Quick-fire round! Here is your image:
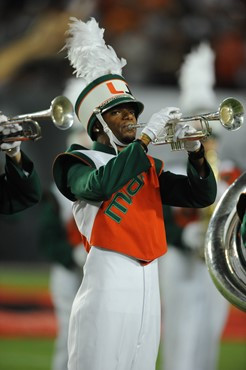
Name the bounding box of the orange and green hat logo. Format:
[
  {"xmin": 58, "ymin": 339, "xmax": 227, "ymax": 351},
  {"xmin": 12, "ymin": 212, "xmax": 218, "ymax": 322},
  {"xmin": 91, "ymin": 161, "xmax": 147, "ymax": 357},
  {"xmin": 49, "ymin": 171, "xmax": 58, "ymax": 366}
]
[{"xmin": 75, "ymin": 74, "xmax": 144, "ymax": 139}]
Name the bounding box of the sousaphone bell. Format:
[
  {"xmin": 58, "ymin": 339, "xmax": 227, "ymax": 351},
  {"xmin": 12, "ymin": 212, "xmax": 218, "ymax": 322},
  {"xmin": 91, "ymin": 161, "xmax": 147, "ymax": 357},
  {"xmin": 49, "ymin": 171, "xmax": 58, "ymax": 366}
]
[{"xmin": 205, "ymin": 172, "xmax": 246, "ymax": 312}]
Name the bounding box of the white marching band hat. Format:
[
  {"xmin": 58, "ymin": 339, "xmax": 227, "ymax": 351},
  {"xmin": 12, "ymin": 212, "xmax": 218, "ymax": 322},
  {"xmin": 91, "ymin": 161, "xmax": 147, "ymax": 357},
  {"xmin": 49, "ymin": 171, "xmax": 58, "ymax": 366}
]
[
  {"xmin": 75, "ymin": 73, "xmax": 144, "ymax": 139},
  {"xmin": 64, "ymin": 17, "xmax": 144, "ymax": 142}
]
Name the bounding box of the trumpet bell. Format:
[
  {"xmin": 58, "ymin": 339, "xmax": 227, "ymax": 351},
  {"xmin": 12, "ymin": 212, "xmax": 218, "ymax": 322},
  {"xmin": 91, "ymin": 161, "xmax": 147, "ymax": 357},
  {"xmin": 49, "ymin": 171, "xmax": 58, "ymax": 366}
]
[
  {"xmin": 17, "ymin": 95, "xmax": 74, "ymax": 130},
  {"xmin": 218, "ymin": 97, "xmax": 244, "ymax": 131},
  {"xmin": 50, "ymin": 96, "xmax": 74, "ymax": 130},
  {"xmin": 0, "ymin": 96, "xmax": 74, "ymax": 144}
]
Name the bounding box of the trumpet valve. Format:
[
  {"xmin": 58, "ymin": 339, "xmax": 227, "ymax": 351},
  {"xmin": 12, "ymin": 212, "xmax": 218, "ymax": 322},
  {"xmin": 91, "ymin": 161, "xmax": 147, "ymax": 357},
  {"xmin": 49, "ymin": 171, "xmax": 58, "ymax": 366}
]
[{"xmin": 171, "ymin": 141, "xmax": 184, "ymax": 151}]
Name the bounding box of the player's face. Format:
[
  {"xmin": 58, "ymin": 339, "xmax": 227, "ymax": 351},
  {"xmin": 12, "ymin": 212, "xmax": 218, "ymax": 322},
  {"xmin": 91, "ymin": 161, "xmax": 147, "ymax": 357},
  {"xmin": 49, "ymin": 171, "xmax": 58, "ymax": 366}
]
[{"xmin": 102, "ymin": 103, "xmax": 137, "ymax": 144}]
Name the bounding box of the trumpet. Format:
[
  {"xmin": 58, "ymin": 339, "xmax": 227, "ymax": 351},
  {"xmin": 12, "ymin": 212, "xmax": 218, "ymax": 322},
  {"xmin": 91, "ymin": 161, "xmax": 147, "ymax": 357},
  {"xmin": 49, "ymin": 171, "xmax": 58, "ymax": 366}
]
[
  {"xmin": 0, "ymin": 96, "xmax": 74, "ymax": 143},
  {"xmin": 128, "ymin": 97, "xmax": 244, "ymax": 150}
]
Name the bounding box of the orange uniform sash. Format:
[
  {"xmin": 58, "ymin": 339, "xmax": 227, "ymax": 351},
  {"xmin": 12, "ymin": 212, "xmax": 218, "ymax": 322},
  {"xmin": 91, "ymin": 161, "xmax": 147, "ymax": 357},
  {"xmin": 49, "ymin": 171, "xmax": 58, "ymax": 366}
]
[{"xmin": 78, "ymin": 155, "xmax": 167, "ymax": 262}]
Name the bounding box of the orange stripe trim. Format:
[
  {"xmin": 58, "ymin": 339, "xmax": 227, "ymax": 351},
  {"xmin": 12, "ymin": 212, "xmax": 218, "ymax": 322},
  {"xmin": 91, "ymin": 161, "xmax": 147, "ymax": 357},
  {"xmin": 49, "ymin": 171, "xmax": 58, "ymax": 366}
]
[{"xmin": 65, "ymin": 152, "xmax": 94, "ymax": 167}]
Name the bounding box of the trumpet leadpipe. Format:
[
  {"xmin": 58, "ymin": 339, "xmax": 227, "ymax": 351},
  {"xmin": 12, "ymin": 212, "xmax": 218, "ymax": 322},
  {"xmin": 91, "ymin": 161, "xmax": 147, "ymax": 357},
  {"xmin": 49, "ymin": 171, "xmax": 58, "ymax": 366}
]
[{"xmin": 127, "ymin": 123, "xmax": 146, "ymax": 129}]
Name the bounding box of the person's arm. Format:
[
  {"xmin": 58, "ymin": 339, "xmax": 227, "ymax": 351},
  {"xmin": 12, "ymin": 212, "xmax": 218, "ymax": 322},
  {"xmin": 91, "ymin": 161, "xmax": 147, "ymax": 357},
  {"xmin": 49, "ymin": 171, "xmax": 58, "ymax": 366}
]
[
  {"xmin": 67, "ymin": 141, "xmax": 151, "ymax": 201},
  {"xmin": 160, "ymin": 157, "xmax": 217, "ymax": 208},
  {"xmin": 0, "ymin": 151, "xmax": 41, "ymax": 214},
  {"xmin": 138, "ymin": 109, "xmax": 216, "ymax": 208},
  {"xmin": 0, "ymin": 117, "xmax": 41, "ymax": 213},
  {"xmin": 186, "ymin": 143, "xmax": 208, "ymax": 178}
]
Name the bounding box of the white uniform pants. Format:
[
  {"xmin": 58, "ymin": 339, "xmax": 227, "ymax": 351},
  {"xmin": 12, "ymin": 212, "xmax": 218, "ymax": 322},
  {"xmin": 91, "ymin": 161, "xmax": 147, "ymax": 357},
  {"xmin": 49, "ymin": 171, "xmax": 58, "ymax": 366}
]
[
  {"xmin": 158, "ymin": 247, "xmax": 229, "ymax": 370},
  {"xmin": 68, "ymin": 247, "xmax": 161, "ymax": 370},
  {"xmin": 50, "ymin": 264, "xmax": 82, "ymax": 370}
]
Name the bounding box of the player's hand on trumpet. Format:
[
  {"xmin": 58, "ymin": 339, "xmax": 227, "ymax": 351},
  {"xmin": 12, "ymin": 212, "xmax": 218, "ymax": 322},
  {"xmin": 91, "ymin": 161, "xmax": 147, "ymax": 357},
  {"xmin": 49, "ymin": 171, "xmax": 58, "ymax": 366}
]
[
  {"xmin": 0, "ymin": 114, "xmax": 22, "ymax": 159},
  {"xmin": 141, "ymin": 107, "xmax": 182, "ymax": 143},
  {"xmin": 173, "ymin": 123, "xmax": 201, "ymax": 152}
]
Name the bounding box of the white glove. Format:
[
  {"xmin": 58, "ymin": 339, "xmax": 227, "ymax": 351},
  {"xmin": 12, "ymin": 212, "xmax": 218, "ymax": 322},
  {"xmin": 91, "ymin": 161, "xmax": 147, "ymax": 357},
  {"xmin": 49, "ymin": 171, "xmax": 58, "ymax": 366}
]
[
  {"xmin": 72, "ymin": 244, "xmax": 87, "ymax": 268},
  {"xmin": 173, "ymin": 123, "xmax": 201, "ymax": 152},
  {"xmin": 0, "ymin": 117, "xmax": 22, "ymax": 157},
  {"xmin": 0, "ymin": 114, "xmax": 8, "ymax": 124},
  {"xmin": 141, "ymin": 107, "xmax": 182, "ymax": 141},
  {"xmin": 181, "ymin": 221, "xmax": 205, "ymax": 251}
]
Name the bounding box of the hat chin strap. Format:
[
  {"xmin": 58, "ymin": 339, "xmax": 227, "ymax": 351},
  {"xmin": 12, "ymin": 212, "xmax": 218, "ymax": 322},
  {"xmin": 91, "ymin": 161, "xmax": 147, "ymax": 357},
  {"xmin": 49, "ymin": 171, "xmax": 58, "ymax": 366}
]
[
  {"xmin": 94, "ymin": 111, "xmax": 127, "ymax": 154},
  {"xmin": 111, "ymin": 133, "xmax": 128, "ymax": 147}
]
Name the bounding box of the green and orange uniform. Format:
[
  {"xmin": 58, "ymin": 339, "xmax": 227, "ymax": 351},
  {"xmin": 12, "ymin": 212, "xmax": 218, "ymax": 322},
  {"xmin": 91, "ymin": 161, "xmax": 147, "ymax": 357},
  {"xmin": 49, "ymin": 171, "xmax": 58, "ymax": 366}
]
[{"xmin": 53, "ymin": 139, "xmax": 216, "ymax": 370}]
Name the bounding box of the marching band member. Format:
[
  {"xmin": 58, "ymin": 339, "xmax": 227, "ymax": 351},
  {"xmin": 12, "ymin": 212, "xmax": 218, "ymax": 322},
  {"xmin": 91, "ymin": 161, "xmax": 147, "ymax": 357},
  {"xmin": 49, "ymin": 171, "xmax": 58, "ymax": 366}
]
[
  {"xmin": 52, "ymin": 18, "xmax": 217, "ymax": 370},
  {"xmin": 158, "ymin": 42, "xmax": 241, "ymax": 370},
  {"xmin": 0, "ymin": 114, "xmax": 41, "ymax": 214}
]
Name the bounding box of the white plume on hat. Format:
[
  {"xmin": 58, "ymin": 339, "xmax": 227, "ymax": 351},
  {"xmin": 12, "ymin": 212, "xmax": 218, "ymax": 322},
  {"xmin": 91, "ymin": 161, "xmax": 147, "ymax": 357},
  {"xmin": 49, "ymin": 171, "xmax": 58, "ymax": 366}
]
[
  {"xmin": 63, "ymin": 77, "xmax": 93, "ymax": 148},
  {"xmin": 65, "ymin": 17, "xmax": 127, "ymax": 85},
  {"xmin": 179, "ymin": 42, "xmax": 217, "ymax": 115},
  {"xmin": 63, "ymin": 17, "xmax": 144, "ymax": 152},
  {"xmin": 63, "ymin": 77, "xmax": 85, "ymax": 130}
]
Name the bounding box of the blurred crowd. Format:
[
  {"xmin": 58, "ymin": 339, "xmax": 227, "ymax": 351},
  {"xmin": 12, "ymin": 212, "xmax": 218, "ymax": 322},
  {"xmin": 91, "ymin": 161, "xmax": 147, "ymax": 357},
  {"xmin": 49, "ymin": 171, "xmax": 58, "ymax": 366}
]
[
  {"xmin": 99, "ymin": 0, "xmax": 246, "ymax": 88},
  {"xmin": 0, "ymin": 0, "xmax": 245, "ymax": 263},
  {"xmin": 0, "ymin": 0, "xmax": 245, "ymax": 94}
]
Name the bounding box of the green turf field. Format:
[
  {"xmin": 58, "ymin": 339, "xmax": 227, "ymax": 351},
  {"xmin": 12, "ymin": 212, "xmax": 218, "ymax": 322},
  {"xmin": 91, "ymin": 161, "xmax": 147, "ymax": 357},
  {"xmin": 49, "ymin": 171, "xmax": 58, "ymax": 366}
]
[
  {"xmin": 0, "ymin": 264, "xmax": 50, "ymax": 289},
  {"xmin": 0, "ymin": 337, "xmax": 245, "ymax": 370},
  {"xmin": 0, "ymin": 338, "xmax": 54, "ymax": 370},
  {"xmin": 0, "ymin": 264, "xmax": 245, "ymax": 370}
]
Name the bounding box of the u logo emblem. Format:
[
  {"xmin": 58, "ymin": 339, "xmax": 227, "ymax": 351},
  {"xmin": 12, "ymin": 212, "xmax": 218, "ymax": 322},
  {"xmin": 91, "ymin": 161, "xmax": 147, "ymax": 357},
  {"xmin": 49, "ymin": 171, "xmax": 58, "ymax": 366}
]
[{"xmin": 106, "ymin": 82, "xmax": 132, "ymax": 95}]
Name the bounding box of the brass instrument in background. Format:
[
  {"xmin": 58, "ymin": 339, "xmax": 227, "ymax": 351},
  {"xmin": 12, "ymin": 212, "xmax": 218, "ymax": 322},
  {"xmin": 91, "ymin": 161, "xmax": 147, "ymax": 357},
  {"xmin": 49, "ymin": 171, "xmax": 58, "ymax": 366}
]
[
  {"xmin": 0, "ymin": 96, "xmax": 74, "ymax": 143},
  {"xmin": 205, "ymin": 172, "xmax": 246, "ymax": 312},
  {"xmin": 128, "ymin": 97, "xmax": 244, "ymax": 150}
]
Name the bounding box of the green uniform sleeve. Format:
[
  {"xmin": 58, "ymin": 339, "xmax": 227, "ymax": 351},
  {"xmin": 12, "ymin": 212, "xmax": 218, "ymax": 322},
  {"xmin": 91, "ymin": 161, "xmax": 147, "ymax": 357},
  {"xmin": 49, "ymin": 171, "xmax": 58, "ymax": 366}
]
[
  {"xmin": 0, "ymin": 151, "xmax": 41, "ymax": 214},
  {"xmin": 53, "ymin": 141, "xmax": 216, "ymax": 208},
  {"xmin": 58, "ymin": 141, "xmax": 151, "ymax": 202},
  {"xmin": 160, "ymin": 158, "xmax": 217, "ymax": 208}
]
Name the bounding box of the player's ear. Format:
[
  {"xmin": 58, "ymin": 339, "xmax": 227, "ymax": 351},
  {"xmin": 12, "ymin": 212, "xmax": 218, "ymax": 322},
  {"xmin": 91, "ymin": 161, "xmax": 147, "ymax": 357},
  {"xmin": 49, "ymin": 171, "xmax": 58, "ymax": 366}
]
[{"xmin": 91, "ymin": 121, "xmax": 104, "ymax": 141}]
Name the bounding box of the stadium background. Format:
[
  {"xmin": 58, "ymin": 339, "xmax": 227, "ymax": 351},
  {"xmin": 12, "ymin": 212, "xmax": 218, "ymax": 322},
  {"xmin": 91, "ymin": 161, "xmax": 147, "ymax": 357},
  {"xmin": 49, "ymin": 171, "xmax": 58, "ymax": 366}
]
[{"xmin": 0, "ymin": 0, "xmax": 245, "ymax": 369}]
